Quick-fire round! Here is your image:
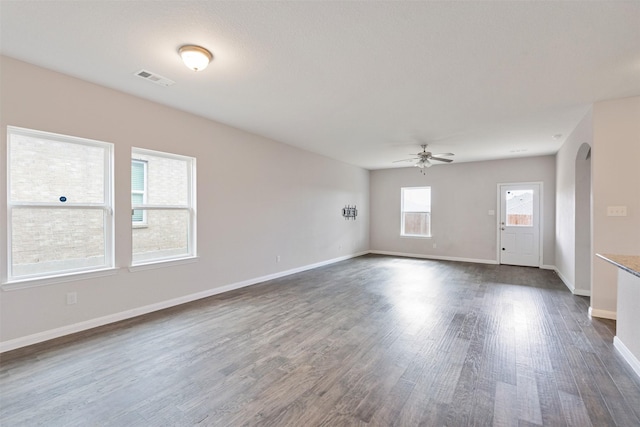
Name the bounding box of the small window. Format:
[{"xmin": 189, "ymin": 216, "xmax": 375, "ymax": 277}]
[
  {"xmin": 131, "ymin": 148, "xmax": 196, "ymax": 265},
  {"xmin": 131, "ymin": 160, "xmax": 147, "ymax": 225},
  {"xmin": 401, "ymin": 187, "xmax": 431, "ymax": 237},
  {"xmin": 6, "ymin": 126, "xmax": 114, "ymax": 281}
]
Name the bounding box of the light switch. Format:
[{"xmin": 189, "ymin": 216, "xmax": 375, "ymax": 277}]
[
  {"xmin": 607, "ymin": 206, "xmax": 627, "ymax": 217},
  {"xmin": 488, "ymin": 210, "xmax": 495, "ymax": 216}
]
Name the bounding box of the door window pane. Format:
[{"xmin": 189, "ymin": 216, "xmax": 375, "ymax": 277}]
[{"xmin": 506, "ymin": 190, "xmax": 533, "ymax": 226}]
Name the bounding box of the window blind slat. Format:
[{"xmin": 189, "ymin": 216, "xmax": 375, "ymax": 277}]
[{"xmin": 131, "ymin": 161, "xmax": 145, "ymax": 191}]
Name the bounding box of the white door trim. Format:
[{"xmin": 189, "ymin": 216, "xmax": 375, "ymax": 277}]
[{"xmin": 496, "ymin": 182, "xmax": 544, "ymax": 267}]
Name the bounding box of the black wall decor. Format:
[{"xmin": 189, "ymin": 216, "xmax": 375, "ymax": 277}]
[{"xmin": 342, "ymin": 205, "xmax": 357, "ymax": 220}]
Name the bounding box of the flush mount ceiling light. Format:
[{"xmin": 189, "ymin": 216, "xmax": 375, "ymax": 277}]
[{"xmin": 179, "ymin": 45, "xmax": 213, "ymax": 71}]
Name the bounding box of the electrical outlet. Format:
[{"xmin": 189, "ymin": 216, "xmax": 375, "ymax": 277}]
[
  {"xmin": 433, "ymin": 243, "xmax": 437, "ymax": 249},
  {"xmin": 276, "ymin": 255, "xmax": 281, "ymax": 263},
  {"xmin": 607, "ymin": 206, "xmax": 627, "ymax": 217},
  {"xmin": 66, "ymin": 292, "xmax": 77, "ymax": 305}
]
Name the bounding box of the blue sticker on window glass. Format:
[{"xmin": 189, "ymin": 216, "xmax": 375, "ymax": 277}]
[{"xmin": 59, "ymin": 196, "xmax": 67, "ymax": 202}]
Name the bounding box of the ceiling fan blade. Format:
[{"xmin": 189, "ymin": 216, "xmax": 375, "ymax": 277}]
[
  {"xmin": 393, "ymin": 158, "xmax": 419, "ymax": 163},
  {"xmin": 431, "ymin": 153, "xmax": 454, "ymax": 157},
  {"xmin": 429, "ymin": 157, "xmax": 453, "ymax": 163}
]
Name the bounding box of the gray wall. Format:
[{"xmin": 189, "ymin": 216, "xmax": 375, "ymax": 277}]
[
  {"xmin": 0, "ymin": 56, "xmax": 370, "ymax": 346},
  {"xmin": 617, "ymin": 269, "xmax": 640, "ymax": 371},
  {"xmin": 555, "ymin": 109, "xmax": 593, "ymax": 295},
  {"xmin": 370, "ymin": 156, "xmax": 556, "ymax": 265},
  {"xmin": 555, "ymin": 96, "xmax": 640, "ymax": 319},
  {"xmin": 592, "ymin": 96, "xmax": 640, "ymax": 318}
]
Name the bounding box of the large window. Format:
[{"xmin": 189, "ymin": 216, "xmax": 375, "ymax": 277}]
[
  {"xmin": 6, "ymin": 126, "xmax": 114, "ymax": 281},
  {"xmin": 131, "ymin": 148, "xmax": 196, "ymax": 265},
  {"xmin": 401, "ymin": 187, "xmax": 431, "ymax": 237}
]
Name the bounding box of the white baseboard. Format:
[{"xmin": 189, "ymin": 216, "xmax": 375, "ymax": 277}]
[
  {"xmin": 553, "ymin": 267, "xmax": 574, "ymax": 293},
  {"xmin": 589, "ymin": 306, "xmax": 617, "ymax": 320},
  {"xmin": 614, "ymin": 336, "xmax": 640, "ymax": 379},
  {"xmin": 544, "ymin": 265, "xmax": 591, "ymax": 297},
  {"xmin": 571, "ymin": 288, "xmax": 591, "ymax": 297},
  {"xmin": 0, "ymin": 251, "xmax": 368, "ymax": 353},
  {"xmin": 369, "ymin": 250, "xmax": 498, "ymax": 265}
]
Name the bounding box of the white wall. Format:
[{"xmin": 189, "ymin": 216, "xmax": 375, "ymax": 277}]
[
  {"xmin": 555, "ymin": 109, "xmax": 593, "ymax": 295},
  {"xmin": 616, "ymin": 269, "xmax": 640, "ymax": 376},
  {"xmin": 0, "ymin": 56, "xmax": 370, "ymax": 347},
  {"xmin": 592, "ymin": 96, "xmax": 640, "ymax": 318},
  {"xmin": 370, "ymin": 156, "xmax": 556, "ymax": 265}
]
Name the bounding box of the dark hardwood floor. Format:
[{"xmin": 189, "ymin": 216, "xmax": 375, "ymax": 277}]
[{"xmin": 2, "ymin": 254, "xmax": 640, "ymax": 426}]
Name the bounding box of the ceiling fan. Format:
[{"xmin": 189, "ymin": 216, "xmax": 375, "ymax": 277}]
[{"xmin": 393, "ymin": 144, "xmax": 454, "ymax": 174}]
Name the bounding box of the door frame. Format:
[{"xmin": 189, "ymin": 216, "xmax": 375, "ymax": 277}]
[{"xmin": 496, "ymin": 181, "xmax": 544, "ymax": 267}]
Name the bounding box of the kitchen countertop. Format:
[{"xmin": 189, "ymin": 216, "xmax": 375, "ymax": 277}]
[{"xmin": 597, "ymin": 254, "xmax": 640, "ymax": 278}]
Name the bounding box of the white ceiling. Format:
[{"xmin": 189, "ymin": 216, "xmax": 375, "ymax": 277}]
[{"xmin": 1, "ymin": 1, "xmax": 639, "ymax": 169}]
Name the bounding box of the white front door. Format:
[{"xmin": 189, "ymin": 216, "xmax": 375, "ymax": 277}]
[{"xmin": 499, "ymin": 183, "xmax": 540, "ymax": 267}]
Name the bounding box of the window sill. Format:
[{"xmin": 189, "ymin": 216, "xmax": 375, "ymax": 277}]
[
  {"xmin": 128, "ymin": 256, "xmax": 199, "ymax": 272},
  {"xmin": 400, "ymin": 235, "xmax": 432, "ymax": 239},
  {"xmin": 2, "ymin": 268, "xmax": 120, "ymax": 291}
]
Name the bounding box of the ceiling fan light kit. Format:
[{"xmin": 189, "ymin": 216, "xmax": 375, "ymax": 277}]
[{"xmin": 393, "ymin": 144, "xmax": 454, "ymax": 174}]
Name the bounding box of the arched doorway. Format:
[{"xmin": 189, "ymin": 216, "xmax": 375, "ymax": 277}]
[{"xmin": 575, "ymin": 143, "xmax": 591, "ymax": 294}]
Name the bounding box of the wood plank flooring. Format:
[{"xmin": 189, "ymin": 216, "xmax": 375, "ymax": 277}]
[{"xmin": 2, "ymin": 254, "xmax": 640, "ymax": 426}]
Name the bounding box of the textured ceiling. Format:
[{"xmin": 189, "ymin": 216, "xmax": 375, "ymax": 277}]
[{"xmin": 1, "ymin": 1, "xmax": 639, "ymax": 169}]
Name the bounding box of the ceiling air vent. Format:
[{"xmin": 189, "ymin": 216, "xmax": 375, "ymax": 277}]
[{"xmin": 134, "ymin": 69, "xmax": 175, "ymax": 87}]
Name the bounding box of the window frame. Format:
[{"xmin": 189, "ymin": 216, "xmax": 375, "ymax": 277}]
[
  {"xmin": 5, "ymin": 126, "xmax": 114, "ymax": 284},
  {"xmin": 130, "ymin": 147, "xmax": 197, "ymax": 266},
  {"xmin": 400, "ymin": 186, "xmax": 432, "ymax": 238}
]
